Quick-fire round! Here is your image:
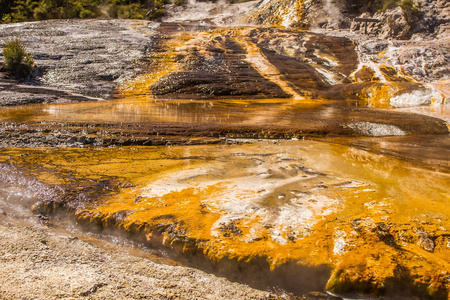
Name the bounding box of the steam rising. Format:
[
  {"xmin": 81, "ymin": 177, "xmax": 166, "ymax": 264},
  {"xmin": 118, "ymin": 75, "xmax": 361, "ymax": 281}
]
[
  {"xmin": 163, "ymin": 0, "xmax": 262, "ymax": 25},
  {"xmin": 311, "ymin": 0, "xmax": 342, "ymax": 29}
]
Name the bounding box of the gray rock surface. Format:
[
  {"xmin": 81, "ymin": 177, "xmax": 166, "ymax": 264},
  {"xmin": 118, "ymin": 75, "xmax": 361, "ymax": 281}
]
[
  {"xmin": 0, "ymin": 19, "xmax": 157, "ymax": 99},
  {"xmin": 349, "ymin": 0, "xmax": 450, "ymax": 40},
  {"xmin": 387, "ymin": 41, "xmax": 450, "ymax": 82},
  {"xmin": 361, "ymin": 41, "xmax": 388, "ymax": 54},
  {"xmin": 345, "ymin": 122, "xmax": 407, "ymax": 136}
]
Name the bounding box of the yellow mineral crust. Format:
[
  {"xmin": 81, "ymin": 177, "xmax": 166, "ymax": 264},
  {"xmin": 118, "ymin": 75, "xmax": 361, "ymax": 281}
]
[
  {"xmin": 1, "ymin": 140, "xmax": 449, "ymax": 297},
  {"xmin": 117, "ymin": 32, "xmax": 191, "ymax": 98},
  {"xmin": 245, "ymin": 0, "xmax": 307, "ymax": 28}
]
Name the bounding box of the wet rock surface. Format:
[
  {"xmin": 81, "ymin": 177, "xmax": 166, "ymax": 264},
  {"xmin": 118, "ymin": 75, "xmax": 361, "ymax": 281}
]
[
  {"xmin": 0, "ymin": 80, "xmax": 98, "ymax": 106},
  {"xmin": 323, "ymin": 135, "xmax": 450, "ymax": 173},
  {"xmin": 249, "ymin": 28, "xmax": 358, "ymax": 95},
  {"xmin": 1, "ymin": 139, "xmax": 449, "ymax": 299},
  {"xmin": 0, "ymin": 121, "xmax": 224, "ymax": 148},
  {"xmin": 150, "ymin": 27, "xmax": 289, "ymax": 99},
  {"xmin": 0, "ymin": 99, "xmax": 448, "ymax": 149},
  {"xmin": 344, "ymin": 122, "xmax": 407, "ymax": 137}
]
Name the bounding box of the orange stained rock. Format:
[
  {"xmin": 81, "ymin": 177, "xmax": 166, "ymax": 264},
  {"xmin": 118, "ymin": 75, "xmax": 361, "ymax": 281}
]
[
  {"xmin": 429, "ymin": 79, "xmax": 450, "ymax": 104},
  {"xmin": 0, "ymin": 140, "xmax": 449, "ymax": 296},
  {"xmin": 379, "ymin": 65, "xmax": 411, "ymax": 82},
  {"xmin": 357, "ymin": 81, "xmax": 423, "ymax": 108},
  {"xmin": 245, "ymin": 0, "xmax": 307, "ymax": 28},
  {"xmin": 360, "ymin": 83, "xmax": 396, "ymax": 108},
  {"xmin": 353, "ymin": 66, "xmax": 380, "ymax": 83},
  {"xmin": 233, "ymin": 29, "xmax": 305, "ymax": 100},
  {"xmin": 117, "ymin": 32, "xmax": 191, "ymax": 98}
]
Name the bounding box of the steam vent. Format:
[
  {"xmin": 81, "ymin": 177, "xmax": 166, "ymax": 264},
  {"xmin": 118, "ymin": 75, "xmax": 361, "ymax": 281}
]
[{"xmin": 0, "ymin": 0, "xmax": 449, "ymax": 298}]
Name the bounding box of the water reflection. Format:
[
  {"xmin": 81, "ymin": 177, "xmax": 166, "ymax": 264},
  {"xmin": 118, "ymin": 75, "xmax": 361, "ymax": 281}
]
[
  {"xmin": 1, "ymin": 97, "xmax": 446, "ymax": 137},
  {"xmin": 0, "ymin": 98, "xmax": 328, "ymax": 125},
  {"xmin": 323, "ymin": 135, "xmax": 450, "ymax": 172}
]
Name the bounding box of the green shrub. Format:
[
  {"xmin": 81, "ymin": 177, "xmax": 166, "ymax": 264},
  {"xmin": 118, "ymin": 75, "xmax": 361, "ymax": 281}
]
[
  {"xmin": 174, "ymin": 0, "xmax": 187, "ymax": 7},
  {"xmin": 381, "ymin": 0, "xmax": 400, "ymax": 11},
  {"xmin": 9, "ymin": 0, "xmax": 38, "ymax": 22},
  {"xmin": 345, "ymin": 0, "xmax": 400, "ymax": 14},
  {"xmin": 68, "ymin": 0, "xmax": 100, "ymax": 18},
  {"xmin": 2, "ymin": 38, "xmax": 35, "ymax": 79},
  {"xmin": 147, "ymin": 7, "xmax": 165, "ymax": 19},
  {"xmin": 33, "ymin": 5, "xmax": 48, "ymax": 20},
  {"xmin": 401, "ymin": 0, "xmax": 422, "ymax": 24},
  {"xmin": 116, "ymin": 3, "xmax": 146, "ymax": 19},
  {"xmin": 1, "ymin": 0, "xmax": 166, "ymax": 22}
]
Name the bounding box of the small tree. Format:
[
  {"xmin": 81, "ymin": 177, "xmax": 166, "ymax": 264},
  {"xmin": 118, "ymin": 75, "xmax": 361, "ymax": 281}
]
[{"xmin": 2, "ymin": 38, "xmax": 35, "ymax": 79}]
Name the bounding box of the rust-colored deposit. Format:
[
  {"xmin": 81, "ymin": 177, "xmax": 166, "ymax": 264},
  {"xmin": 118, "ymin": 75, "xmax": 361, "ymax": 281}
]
[
  {"xmin": 1, "ymin": 139, "xmax": 449, "ymax": 297},
  {"xmin": 1, "ymin": 19, "xmax": 449, "ymax": 299}
]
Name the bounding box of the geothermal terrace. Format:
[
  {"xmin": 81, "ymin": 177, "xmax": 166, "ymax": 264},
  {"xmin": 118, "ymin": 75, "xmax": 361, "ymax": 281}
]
[{"xmin": 0, "ymin": 15, "xmax": 449, "ymax": 299}]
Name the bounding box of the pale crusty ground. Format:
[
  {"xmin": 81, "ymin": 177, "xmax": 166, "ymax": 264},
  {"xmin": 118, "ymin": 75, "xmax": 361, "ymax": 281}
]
[{"xmin": 0, "ymin": 215, "xmax": 272, "ymax": 300}]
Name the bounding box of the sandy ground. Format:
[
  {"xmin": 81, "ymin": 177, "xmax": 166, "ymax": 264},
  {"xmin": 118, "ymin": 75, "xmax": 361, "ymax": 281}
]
[{"xmin": 0, "ymin": 214, "xmax": 272, "ymax": 299}]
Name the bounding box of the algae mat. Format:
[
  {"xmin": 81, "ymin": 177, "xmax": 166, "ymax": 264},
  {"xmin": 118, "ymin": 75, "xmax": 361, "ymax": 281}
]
[{"xmin": 0, "ymin": 139, "xmax": 449, "ymax": 297}]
